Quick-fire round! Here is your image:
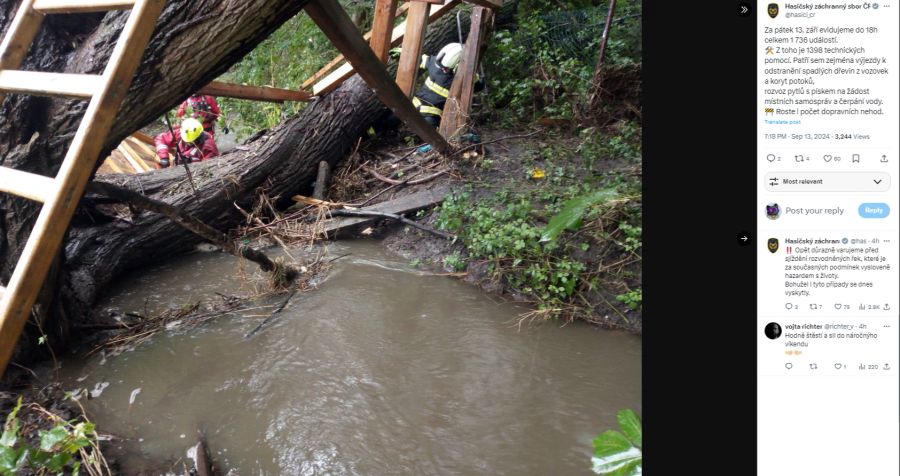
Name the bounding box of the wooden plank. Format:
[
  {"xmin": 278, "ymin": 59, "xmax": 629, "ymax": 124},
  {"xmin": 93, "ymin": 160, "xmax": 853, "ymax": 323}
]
[
  {"xmin": 309, "ymin": 0, "xmax": 461, "ymax": 96},
  {"xmin": 199, "ymin": 80, "xmax": 312, "ymax": 103},
  {"xmin": 439, "ymin": 6, "xmax": 492, "ymax": 139},
  {"xmin": 32, "ymin": 0, "xmax": 134, "ymax": 13},
  {"xmin": 0, "ymin": 166, "xmax": 54, "ymax": 202},
  {"xmin": 320, "ymin": 184, "xmax": 450, "ymax": 234},
  {"xmin": 462, "ymin": 0, "xmax": 501, "ymax": 8},
  {"xmin": 0, "ymin": 70, "xmax": 101, "ymax": 99},
  {"xmin": 0, "ymin": 0, "xmax": 44, "ymax": 107},
  {"xmin": 100, "ymin": 152, "xmax": 126, "ymax": 174},
  {"xmin": 125, "ymin": 136, "xmax": 158, "ymax": 161},
  {"xmin": 0, "ymin": 0, "xmax": 165, "ymax": 376},
  {"xmin": 369, "ymin": 0, "xmax": 399, "ymax": 62},
  {"xmin": 304, "ymin": 0, "xmax": 451, "ymax": 154},
  {"xmin": 131, "ymin": 131, "xmax": 154, "ymax": 145},
  {"xmin": 118, "ymin": 140, "xmax": 150, "ymax": 172},
  {"xmin": 395, "ymin": 0, "xmax": 430, "ymax": 98},
  {"xmin": 302, "ymin": 2, "xmax": 411, "ymax": 90}
]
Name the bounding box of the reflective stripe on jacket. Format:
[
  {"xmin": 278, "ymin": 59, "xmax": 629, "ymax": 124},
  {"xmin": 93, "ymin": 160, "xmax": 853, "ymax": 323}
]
[{"xmin": 414, "ymin": 55, "xmax": 454, "ymax": 111}]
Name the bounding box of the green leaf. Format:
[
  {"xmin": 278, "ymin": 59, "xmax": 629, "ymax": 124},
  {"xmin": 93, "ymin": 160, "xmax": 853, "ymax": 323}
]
[
  {"xmin": 617, "ymin": 409, "xmax": 642, "ymax": 448},
  {"xmin": 541, "ymin": 189, "xmax": 618, "ymax": 242},
  {"xmin": 591, "ymin": 430, "xmax": 641, "ymax": 475},
  {"xmin": 39, "ymin": 426, "xmax": 69, "ymax": 452},
  {"xmin": 0, "ymin": 446, "xmax": 27, "ymax": 473},
  {"xmin": 46, "ymin": 451, "xmax": 71, "ymax": 471},
  {"xmin": 1, "ymin": 398, "xmax": 22, "ymax": 448}
]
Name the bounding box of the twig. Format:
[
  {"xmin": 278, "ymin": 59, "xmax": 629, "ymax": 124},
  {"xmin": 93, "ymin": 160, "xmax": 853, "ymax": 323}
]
[
  {"xmin": 451, "ymin": 130, "xmax": 542, "ymax": 157},
  {"xmin": 328, "ymin": 209, "xmax": 454, "ymax": 240},
  {"xmin": 356, "ymin": 182, "xmax": 403, "ymax": 207},
  {"xmin": 88, "ymin": 182, "xmax": 295, "ymax": 281},
  {"xmin": 244, "ymin": 290, "xmax": 298, "ymax": 339},
  {"xmin": 364, "ymin": 165, "xmax": 449, "ymax": 186}
]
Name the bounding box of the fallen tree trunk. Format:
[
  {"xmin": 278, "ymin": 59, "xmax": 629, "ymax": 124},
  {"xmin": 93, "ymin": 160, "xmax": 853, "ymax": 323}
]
[{"xmin": 0, "ymin": 0, "xmax": 489, "ymax": 368}]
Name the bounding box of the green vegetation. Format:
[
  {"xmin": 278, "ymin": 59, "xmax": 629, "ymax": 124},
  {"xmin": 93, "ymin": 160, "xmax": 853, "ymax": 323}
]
[
  {"xmin": 435, "ymin": 126, "xmax": 642, "ymax": 320},
  {"xmin": 1, "ymin": 397, "xmax": 104, "ymax": 475},
  {"xmin": 483, "ymin": 0, "xmax": 642, "ymax": 125},
  {"xmin": 591, "ymin": 409, "xmax": 642, "ymax": 475},
  {"xmin": 215, "ymin": 14, "xmax": 335, "ymax": 140}
]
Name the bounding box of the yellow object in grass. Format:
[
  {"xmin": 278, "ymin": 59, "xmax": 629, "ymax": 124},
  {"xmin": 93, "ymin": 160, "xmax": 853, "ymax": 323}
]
[{"xmin": 531, "ymin": 168, "xmax": 546, "ymax": 179}]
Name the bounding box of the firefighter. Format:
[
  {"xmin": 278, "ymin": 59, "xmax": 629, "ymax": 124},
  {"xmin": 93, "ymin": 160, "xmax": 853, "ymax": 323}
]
[
  {"xmin": 154, "ymin": 118, "xmax": 219, "ymax": 168},
  {"xmin": 176, "ymin": 93, "xmax": 221, "ymax": 136},
  {"xmin": 412, "ymin": 42, "xmax": 463, "ymax": 128}
]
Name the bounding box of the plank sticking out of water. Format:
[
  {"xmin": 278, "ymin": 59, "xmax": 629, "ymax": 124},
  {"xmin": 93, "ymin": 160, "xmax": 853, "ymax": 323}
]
[{"xmin": 321, "ymin": 184, "xmax": 451, "ymax": 235}]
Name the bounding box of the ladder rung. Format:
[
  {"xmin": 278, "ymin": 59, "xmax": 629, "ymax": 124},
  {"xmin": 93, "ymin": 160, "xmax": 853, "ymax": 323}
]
[
  {"xmin": 0, "ymin": 166, "xmax": 54, "ymax": 203},
  {"xmin": 32, "ymin": 0, "xmax": 134, "ymax": 13},
  {"xmin": 0, "ymin": 70, "xmax": 100, "ymax": 99}
]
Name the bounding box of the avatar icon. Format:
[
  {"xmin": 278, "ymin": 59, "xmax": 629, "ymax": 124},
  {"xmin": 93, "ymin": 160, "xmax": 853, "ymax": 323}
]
[
  {"xmin": 768, "ymin": 238, "xmax": 779, "ymax": 253},
  {"xmin": 765, "ymin": 322, "xmax": 782, "ymax": 339},
  {"xmin": 768, "ymin": 3, "xmax": 779, "ymax": 18},
  {"xmin": 766, "ymin": 203, "xmax": 780, "ymax": 220}
]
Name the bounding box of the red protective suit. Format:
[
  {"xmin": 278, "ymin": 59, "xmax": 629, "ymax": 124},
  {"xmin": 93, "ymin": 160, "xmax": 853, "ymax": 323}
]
[
  {"xmin": 176, "ymin": 94, "xmax": 221, "ymax": 135},
  {"xmin": 154, "ymin": 129, "xmax": 219, "ymax": 167}
]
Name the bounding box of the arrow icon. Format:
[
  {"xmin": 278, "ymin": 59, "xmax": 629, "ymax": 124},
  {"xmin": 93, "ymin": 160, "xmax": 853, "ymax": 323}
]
[{"xmin": 874, "ymin": 179, "xmax": 883, "ymax": 184}]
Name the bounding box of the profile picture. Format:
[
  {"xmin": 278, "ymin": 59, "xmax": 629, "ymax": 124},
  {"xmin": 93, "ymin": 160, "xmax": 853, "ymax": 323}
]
[
  {"xmin": 766, "ymin": 203, "xmax": 780, "ymax": 220},
  {"xmin": 765, "ymin": 322, "xmax": 782, "ymax": 339},
  {"xmin": 768, "ymin": 3, "xmax": 779, "ymax": 18},
  {"xmin": 767, "ymin": 238, "xmax": 779, "ymax": 253}
]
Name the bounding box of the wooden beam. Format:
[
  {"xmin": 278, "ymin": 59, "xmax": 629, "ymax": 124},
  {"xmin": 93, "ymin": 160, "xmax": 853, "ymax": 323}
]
[
  {"xmin": 320, "ymin": 183, "xmax": 450, "ymax": 235},
  {"xmin": 369, "ymin": 0, "xmax": 399, "ymax": 62},
  {"xmin": 304, "ymin": 0, "xmax": 451, "ymax": 154},
  {"xmin": 302, "ymin": 2, "xmax": 411, "ymax": 89},
  {"xmin": 0, "ymin": 0, "xmax": 44, "ymax": 107},
  {"xmin": 0, "ymin": 70, "xmax": 101, "ymax": 99},
  {"xmin": 439, "ymin": 6, "xmax": 492, "ymax": 139},
  {"xmin": 462, "ymin": 0, "xmax": 501, "ymax": 8},
  {"xmin": 307, "ymin": 0, "xmax": 461, "ymax": 96},
  {"xmin": 131, "ymin": 131, "xmax": 155, "ymax": 145},
  {"xmin": 0, "ymin": 166, "xmax": 54, "ymax": 202},
  {"xmin": 199, "ymin": 80, "xmax": 312, "ymax": 103},
  {"xmin": 0, "ymin": 0, "xmax": 165, "ymax": 376},
  {"xmin": 395, "ymin": 0, "xmax": 430, "ymax": 98},
  {"xmin": 31, "ymin": 0, "xmax": 135, "ymax": 14}
]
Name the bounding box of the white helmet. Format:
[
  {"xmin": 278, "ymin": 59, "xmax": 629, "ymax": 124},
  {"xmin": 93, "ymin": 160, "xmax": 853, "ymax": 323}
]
[{"xmin": 436, "ymin": 43, "xmax": 463, "ymax": 70}]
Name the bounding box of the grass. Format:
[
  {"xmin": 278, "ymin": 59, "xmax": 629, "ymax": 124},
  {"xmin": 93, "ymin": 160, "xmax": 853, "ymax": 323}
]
[{"xmin": 434, "ymin": 124, "xmax": 642, "ymax": 324}]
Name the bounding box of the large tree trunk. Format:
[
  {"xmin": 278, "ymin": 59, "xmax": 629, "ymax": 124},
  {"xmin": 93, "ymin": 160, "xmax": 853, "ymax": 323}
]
[{"xmin": 0, "ymin": 0, "xmax": 479, "ymax": 368}]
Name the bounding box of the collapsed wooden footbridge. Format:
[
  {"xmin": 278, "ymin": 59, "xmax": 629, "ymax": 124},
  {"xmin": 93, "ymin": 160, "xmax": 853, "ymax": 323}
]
[{"xmin": 0, "ymin": 0, "xmax": 499, "ymax": 373}]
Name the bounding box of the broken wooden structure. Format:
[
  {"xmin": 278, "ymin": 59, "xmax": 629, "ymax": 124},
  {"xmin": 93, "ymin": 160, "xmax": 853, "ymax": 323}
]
[
  {"xmin": 0, "ymin": 0, "xmax": 501, "ymax": 374},
  {"xmin": 0, "ymin": 0, "xmax": 166, "ymax": 374},
  {"xmin": 98, "ymin": 133, "xmax": 159, "ymax": 174}
]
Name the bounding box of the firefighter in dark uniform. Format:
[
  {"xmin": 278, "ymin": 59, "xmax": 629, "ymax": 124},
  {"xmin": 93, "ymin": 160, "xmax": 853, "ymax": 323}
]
[{"xmin": 412, "ymin": 42, "xmax": 463, "ymax": 128}]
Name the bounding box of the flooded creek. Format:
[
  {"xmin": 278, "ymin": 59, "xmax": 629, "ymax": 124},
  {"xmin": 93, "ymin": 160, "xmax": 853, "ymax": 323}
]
[{"xmin": 57, "ymin": 241, "xmax": 641, "ymax": 474}]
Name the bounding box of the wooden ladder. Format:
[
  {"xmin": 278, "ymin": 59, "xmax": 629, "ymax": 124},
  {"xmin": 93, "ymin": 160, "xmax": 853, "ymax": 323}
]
[{"xmin": 0, "ymin": 0, "xmax": 165, "ymax": 374}]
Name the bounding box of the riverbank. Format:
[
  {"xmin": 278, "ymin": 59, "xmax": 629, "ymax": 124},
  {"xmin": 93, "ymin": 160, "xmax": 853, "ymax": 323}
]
[{"xmin": 326, "ymin": 121, "xmax": 642, "ymax": 333}]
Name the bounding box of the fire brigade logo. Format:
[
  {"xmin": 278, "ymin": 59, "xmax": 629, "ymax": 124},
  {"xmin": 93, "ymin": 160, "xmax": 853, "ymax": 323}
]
[
  {"xmin": 768, "ymin": 238, "xmax": 779, "ymax": 253},
  {"xmin": 768, "ymin": 3, "xmax": 779, "ymax": 18}
]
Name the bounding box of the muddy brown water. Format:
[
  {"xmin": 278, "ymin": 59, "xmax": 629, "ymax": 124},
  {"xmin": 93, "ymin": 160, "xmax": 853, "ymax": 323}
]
[{"xmin": 57, "ymin": 241, "xmax": 641, "ymax": 475}]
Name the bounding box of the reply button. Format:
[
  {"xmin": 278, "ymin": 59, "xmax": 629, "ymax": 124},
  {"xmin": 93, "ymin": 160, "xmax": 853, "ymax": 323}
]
[{"xmin": 858, "ymin": 203, "xmax": 890, "ymax": 219}]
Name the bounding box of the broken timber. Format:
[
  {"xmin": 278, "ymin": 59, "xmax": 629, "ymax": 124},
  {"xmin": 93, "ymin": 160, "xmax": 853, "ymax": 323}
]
[
  {"xmin": 313, "ymin": 183, "xmax": 451, "ymax": 236},
  {"xmin": 395, "ymin": 0, "xmax": 431, "ymax": 98},
  {"xmin": 304, "ymin": 0, "xmax": 452, "ymax": 154},
  {"xmin": 438, "ymin": 6, "xmax": 493, "ymax": 139},
  {"xmin": 199, "ymin": 80, "xmax": 312, "ymax": 103},
  {"xmin": 369, "ymin": 0, "xmax": 400, "ymax": 62},
  {"xmin": 305, "ymin": 0, "xmax": 462, "ymax": 96}
]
